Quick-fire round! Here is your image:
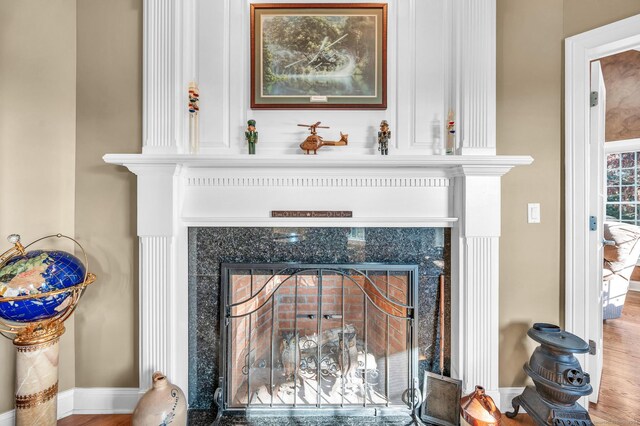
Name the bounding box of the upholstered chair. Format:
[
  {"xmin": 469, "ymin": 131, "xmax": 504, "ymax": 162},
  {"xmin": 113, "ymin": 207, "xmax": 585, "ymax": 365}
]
[{"xmin": 603, "ymin": 221, "xmax": 640, "ymax": 320}]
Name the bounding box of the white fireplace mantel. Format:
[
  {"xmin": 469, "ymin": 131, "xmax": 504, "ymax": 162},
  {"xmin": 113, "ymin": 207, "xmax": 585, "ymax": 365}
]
[
  {"xmin": 102, "ymin": 154, "xmax": 532, "ymax": 170},
  {"xmin": 104, "ymin": 0, "xmax": 532, "ymax": 408},
  {"xmin": 104, "ymin": 152, "xmax": 533, "ymax": 405}
]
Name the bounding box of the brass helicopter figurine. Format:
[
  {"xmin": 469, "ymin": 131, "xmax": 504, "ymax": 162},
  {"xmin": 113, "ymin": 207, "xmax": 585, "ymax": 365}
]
[{"xmin": 298, "ymin": 122, "xmax": 348, "ymax": 155}]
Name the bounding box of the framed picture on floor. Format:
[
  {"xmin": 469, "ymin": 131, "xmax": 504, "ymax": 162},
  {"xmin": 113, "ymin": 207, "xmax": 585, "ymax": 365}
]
[{"xmin": 250, "ymin": 3, "xmax": 387, "ymax": 109}]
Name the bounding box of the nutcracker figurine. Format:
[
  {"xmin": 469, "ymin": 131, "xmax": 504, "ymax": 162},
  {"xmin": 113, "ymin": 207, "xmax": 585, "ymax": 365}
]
[
  {"xmin": 245, "ymin": 119, "xmax": 258, "ymax": 155},
  {"xmin": 378, "ymin": 120, "xmax": 391, "ymax": 155}
]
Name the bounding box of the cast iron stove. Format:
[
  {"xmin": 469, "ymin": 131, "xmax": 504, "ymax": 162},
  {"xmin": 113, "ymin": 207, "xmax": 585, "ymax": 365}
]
[{"xmin": 506, "ymin": 323, "xmax": 594, "ymax": 426}]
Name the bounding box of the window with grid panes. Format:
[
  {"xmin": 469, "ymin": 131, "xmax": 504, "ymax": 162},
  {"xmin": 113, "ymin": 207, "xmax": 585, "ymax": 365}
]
[{"xmin": 606, "ymin": 151, "xmax": 640, "ymax": 224}]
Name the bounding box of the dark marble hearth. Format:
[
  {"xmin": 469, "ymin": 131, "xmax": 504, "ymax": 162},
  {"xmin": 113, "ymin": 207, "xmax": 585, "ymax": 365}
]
[
  {"xmin": 188, "ymin": 410, "xmax": 417, "ymax": 426},
  {"xmin": 188, "ymin": 227, "xmax": 450, "ymax": 411}
]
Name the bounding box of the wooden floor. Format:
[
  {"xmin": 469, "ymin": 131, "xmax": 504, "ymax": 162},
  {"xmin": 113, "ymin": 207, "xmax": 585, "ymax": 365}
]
[
  {"xmin": 58, "ymin": 295, "xmax": 640, "ymax": 426},
  {"xmin": 589, "ymin": 290, "xmax": 640, "ymax": 424},
  {"xmin": 58, "ymin": 415, "xmax": 132, "ymax": 425},
  {"xmin": 58, "ymin": 413, "xmax": 540, "ymax": 425}
]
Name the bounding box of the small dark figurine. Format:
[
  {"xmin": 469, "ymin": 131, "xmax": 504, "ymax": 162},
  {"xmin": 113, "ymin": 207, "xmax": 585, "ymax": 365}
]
[
  {"xmin": 280, "ymin": 331, "xmax": 299, "ymax": 379},
  {"xmin": 332, "ymin": 331, "xmax": 359, "ymax": 395},
  {"xmin": 378, "ymin": 120, "xmax": 391, "ymax": 155},
  {"xmin": 245, "ymin": 119, "xmax": 258, "ymax": 155}
]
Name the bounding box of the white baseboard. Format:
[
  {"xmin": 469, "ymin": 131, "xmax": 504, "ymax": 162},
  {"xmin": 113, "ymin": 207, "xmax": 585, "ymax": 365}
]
[
  {"xmin": 499, "ymin": 387, "xmax": 525, "ymax": 413},
  {"xmin": 0, "ymin": 386, "xmax": 523, "ymax": 423},
  {"xmin": 0, "ymin": 387, "xmax": 140, "ymax": 426},
  {"xmin": 58, "ymin": 388, "xmax": 75, "ymax": 418},
  {"xmin": 72, "ymin": 387, "xmax": 140, "ymax": 414},
  {"xmin": 629, "ymin": 280, "xmax": 640, "ymax": 292},
  {"xmin": 0, "ymin": 411, "xmax": 14, "ymax": 426}
]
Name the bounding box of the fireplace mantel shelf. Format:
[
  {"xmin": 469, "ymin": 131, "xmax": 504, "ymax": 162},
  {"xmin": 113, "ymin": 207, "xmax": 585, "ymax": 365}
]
[{"xmin": 104, "ymin": 153, "xmax": 533, "ymax": 175}]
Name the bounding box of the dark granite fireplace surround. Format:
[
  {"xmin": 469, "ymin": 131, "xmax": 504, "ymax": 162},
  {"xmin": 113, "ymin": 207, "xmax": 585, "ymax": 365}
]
[{"xmin": 188, "ymin": 227, "xmax": 450, "ymax": 423}]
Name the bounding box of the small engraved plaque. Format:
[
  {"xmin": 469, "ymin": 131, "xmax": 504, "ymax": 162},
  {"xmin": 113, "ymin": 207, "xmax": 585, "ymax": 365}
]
[
  {"xmin": 271, "ymin": 210, "xmax": 352, "ymax": 218},
  {"xmin": 310, "ymin": 95, "xmax": 328, "ymax": 103}
]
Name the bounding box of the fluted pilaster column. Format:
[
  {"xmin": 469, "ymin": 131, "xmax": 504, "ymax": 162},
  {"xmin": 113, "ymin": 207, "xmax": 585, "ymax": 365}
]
[
  {"xmin": 127, "ymin": 164, "xmax": 181, "ymax": 391},
  {"xmin": 144, "ymin": 0, "xmax": 178, "ymax": 153},
  {"xmin": 139, "ymin": 236, "xmax": 174, "ymax": 390},
  {"xmin": 451, "ymin": 166, "xmax": 504, "ymax": 402},
  {"xmin": 454, "ymin": 0, "xmax": 496, "ymax": 155}
]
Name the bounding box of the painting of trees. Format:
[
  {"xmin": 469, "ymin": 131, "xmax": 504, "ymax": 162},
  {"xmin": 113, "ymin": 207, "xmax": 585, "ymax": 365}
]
[{"xmin": 251, "ymin": 4, "xmax": 386, "ymax": 108}]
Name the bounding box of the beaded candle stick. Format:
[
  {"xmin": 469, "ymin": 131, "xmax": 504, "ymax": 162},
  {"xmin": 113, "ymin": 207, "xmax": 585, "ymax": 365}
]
[
  {"xmin": 446, "ymin": 110, "xmax": 455, "ymax": 155},
  {"xmin": 188, "ymin": 82, "xmax": 200, "ymax": 154}
]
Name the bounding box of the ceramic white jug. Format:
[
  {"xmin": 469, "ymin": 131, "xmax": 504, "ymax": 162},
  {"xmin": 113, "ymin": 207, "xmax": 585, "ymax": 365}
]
[{"xmin": 132, "ymin": 371, "xmax": 187, "ymax": 426}]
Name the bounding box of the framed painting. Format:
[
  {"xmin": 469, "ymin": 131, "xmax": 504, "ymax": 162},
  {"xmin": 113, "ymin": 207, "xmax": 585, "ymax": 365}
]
[{"xmin": 250, "ymin": 3, "xmax": 387, "ymax": 109}]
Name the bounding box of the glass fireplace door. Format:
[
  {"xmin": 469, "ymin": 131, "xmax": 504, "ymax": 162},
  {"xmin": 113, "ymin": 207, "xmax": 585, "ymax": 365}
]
[{"xmin": 220, "ymin": 264, "xmax": 418, "ymax": 413}]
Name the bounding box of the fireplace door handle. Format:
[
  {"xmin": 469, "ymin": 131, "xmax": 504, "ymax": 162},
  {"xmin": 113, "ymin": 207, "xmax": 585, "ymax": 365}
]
[
  {"xmin": 294, "ymin": 314, "xmax": 343, "ymax": 320},
  {"xmin": 296, "ymin": 314, "xmax": 316, "ymax": 319},
  {"xmin": 323, "ymin": 314, "xmax": 343, "ymax": 320}
]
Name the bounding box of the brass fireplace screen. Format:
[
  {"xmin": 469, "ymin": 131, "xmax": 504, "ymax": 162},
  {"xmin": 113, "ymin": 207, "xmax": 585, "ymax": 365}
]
[{"xmin": 219, "ymin": 263, "xmax": 419, "ymax": 414}]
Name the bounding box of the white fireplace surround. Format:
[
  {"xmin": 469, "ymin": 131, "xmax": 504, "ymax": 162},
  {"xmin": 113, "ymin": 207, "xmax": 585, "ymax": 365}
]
[{"xmin": 103, "ymin": 0, "xmax": 533, "ymax": 408}]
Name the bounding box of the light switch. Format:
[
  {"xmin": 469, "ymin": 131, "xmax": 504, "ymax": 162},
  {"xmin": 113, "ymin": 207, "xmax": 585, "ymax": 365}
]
[{"xmin": 528, "ymin": 203, "xmax": 541, "ymax": 224}]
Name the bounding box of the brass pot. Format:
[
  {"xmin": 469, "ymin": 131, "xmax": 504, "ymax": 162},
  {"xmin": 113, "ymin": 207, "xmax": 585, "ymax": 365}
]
[{"xmin": 460, "ymin": 385, "xmax": 501, "ymax": 426}]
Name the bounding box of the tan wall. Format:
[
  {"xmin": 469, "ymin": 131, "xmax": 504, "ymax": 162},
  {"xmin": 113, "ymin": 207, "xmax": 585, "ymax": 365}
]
[
  {"xmin": 2, "ymin": 0, "xmax": 640, "ymax": 410},
  {"xmin": 68, "ymin": 0, "xmax": 640, "ymax": 392},
  {"xmin": 0, "ymin": 0, "xmax": 77, "ymax": 412},
  {"xmin": 497, "ymin": 0, "xmax": 564, "ymax": 387},
  {"xmin": 498, "ymin": 0, "xmax": 640, "ymax": 387},
  {"xmin": 74, "ymin": 0, "xmax": 141, "ymax": 388},
  {"xmin": 563, "ymin": 0, "xmax": 640, "ymax": 38}
]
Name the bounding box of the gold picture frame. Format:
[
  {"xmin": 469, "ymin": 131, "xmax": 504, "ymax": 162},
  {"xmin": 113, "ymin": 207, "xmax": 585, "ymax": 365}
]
[{"xmin": 251, "ymin": 3, "xmax": 387, "ymax": 109}]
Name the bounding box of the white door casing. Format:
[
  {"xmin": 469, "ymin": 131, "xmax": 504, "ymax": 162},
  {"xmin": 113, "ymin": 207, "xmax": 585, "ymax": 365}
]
[
  {"xmin": 565, "ymin": 13, "xmax": 640, "ymax": 410},
  {"xmin": 587, "ymin": 60, "xmax": 605, "ymax": 403}
]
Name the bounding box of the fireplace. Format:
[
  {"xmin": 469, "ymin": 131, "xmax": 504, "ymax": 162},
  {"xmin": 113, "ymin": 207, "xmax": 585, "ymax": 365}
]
[
  {"xmin": 104, "ymin": 1, "xmax": 533, "ymax": 421},
  {"xmin": 104, "ymin": 153, "xmax": 533, "ymax": 421},
  {"xmin": 221, "ymin": 264, "xmax": 418, "ymax": 412},
  {"xmin": 97, "ymin": 3, "xmax": 543, "ymax": 421},
  {"xmin": 188, "ymin": 227, "xmax": 448, "ymax": 419}
]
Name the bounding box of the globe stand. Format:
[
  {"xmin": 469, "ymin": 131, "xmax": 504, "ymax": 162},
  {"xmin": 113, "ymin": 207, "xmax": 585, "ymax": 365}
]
[{"xmin": 0, "ymin": 234, "xmax": 96, "ymax": 426}]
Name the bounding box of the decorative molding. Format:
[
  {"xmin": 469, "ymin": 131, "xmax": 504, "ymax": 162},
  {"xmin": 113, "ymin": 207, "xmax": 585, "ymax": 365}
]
[
  {"xmin": 103, "ymin": 153, "xmax": 532, "ymax": 408},
  {"xmin": 185, "ymin": 176, "xmax": 451, "ymax": 188},
  {"xmin": 0, "ymin": 410, "xmax": 13, "ymax": 426},
  {"xmin": 15, "ymin": 382, "xmax": 58, "ymax": 409},
  {"xmin": 71, "ymin": 388, "xmax": 140, "ymax": 414},
  {"xmin": 407, "ymin": 0, "xmax": 417, "ymax": 149},
  {"xmin": 603, "ymin": 138, "xmax": 640, "ymax": 154},
  {"xmin": 499, "ymin": 387, "xmax": 525, "ymax": 413},
  {"xmin": 144, "ymin": 0, "xmax": 177, "ymax": 153},
  {"xmin": 460, "ymin": 236, "xmax": 499, "ymax": 399},
  {"xmin": 104, "ymin": 153, "xmax": 533, "ymax": 172},
  {"xmin": 181, "ymin": 217, "xmax": 458, "ymax": 228},
  {"xmin": 221, "ymin": 0, "xmax": 230, "ymax": 149},
  {"xmin": 455, "ymin": 0, "xmax": 496, "ymax": 155},
  {"xmin": 0, "ymin": 388, "xmax": 140, "ymax": 426},
  {"xmin": 565, "ymin": 13, "xmax": 640, "ymax": 403},
  {"xmin": 139, "ymin": 236, "xmax": 174, "ymax": 390},
  {"xmin": 57, "ymin": 388, "xmax": 74, "ymax": 419},
  {"xmin": 118, "ymin": 0, "xmax": 529, "ymax": 413},
  {"xmin": 15, "ymin": 337, "xmax": 59, "ymax": 352}
]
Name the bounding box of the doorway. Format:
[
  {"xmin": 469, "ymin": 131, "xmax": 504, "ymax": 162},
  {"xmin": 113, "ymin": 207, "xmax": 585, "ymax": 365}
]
[{"xmin": 565, "ymin": 13, "xmax": 640, "ymax": 420}]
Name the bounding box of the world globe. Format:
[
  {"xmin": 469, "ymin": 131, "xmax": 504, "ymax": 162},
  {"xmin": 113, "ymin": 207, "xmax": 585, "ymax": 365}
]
[{"xmin": 0, "ymin": 249, "xmax": 86, "ymax": 322}]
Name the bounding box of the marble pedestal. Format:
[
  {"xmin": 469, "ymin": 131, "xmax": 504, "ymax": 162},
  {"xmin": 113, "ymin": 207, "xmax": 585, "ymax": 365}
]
[{"xmin": 14, "ymin": 337, "xmax": 60, "ymax": 426}]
